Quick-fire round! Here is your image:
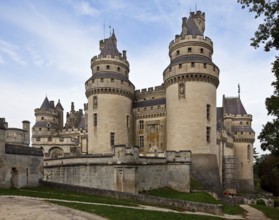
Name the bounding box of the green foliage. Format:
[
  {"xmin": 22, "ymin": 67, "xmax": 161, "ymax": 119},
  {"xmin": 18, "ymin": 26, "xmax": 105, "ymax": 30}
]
[
  {"xmin": 238, "ymin": 1, "xmax": 279, "ymax": 156},
  {"xmin": 237, "ymin": 0, "xmax": 279, "ymax": 51},
  {"xmin": 222, "ymin": 204, "xmax": 246, "ymax": 215},
  {"xmin": 190, "ymin": 178, "xmax": 204, "ymax": 189},
  {"xmin": 274, "ymin": 197, "xmax": 279, "ymax": 207},
  {"xmin": 258, "ymin": 57, "xmax": 279, "ymax": 155},
  {"xmin": 143, "ymin": 187, "xmax": 221, "ymax": 204},
  {"xmin": 256, "ymin": 199, "xmax": 266, "ymax": 206},
  {"xmin": 258, "ymin": 154, "xmax": 279, "ymax": 196},
  {"xmin": 252, "ymin": 205, "xmax": 279, "ymax": 220}
]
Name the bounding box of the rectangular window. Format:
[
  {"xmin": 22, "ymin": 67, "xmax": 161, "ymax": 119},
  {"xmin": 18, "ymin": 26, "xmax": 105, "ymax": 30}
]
[
  {"xmin": 117, "ymin": 66, "xmax": 120, "ymax": 71},
  {"xmin": 191, "ymin": 62, "xmax": 195, "ymax": 67},
  {"xmin": 139, "ymin": 136, "xmax": 144, "ymax": 148},
  {"xmin": 106, "ymin": 65, "xmax": 110, "ymax": 70},
  {"xmin": 203, "ymin": 63, "xmax": 207, "ymax": 68},
  {"xmin": 200, "ymin": 48, "xmax": 204, "ymax": 53},
  {"xmin": 100, "ymin": 78, "xmax": 104, "ymax": 82},
  {"xmin": 206, "ymin": 127, "xmax": 211, "ymax": 143},
  {"xmin": 139, "ymin": 120, "xmax": 144, "ymax": 130},
  {"xmin": 188, "ymin": 47, "xmax": 192, "ymax": 52},
  {"xmin": 93, "ymin": 113, "xmax": 97, "ymax": 126},
  {"xmin": 110, "ymin": 132, "xmax": 115, "ymax": 146},
  {"xmin": 127, "ymin": 115, "xmax": 130, "ymax": 128},
  {"xmin": 206, "ymin": 104, "xmax": 210, "ymax": 120},
  {"xmin": 179, "ymin": 63, "xmax": 182, "ymax": 69}
]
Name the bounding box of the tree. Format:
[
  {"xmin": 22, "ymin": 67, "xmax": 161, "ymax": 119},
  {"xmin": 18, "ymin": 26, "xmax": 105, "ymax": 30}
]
[{"xmin": 238, "ymin": 0, "xmax": 279, "ymax": 155}]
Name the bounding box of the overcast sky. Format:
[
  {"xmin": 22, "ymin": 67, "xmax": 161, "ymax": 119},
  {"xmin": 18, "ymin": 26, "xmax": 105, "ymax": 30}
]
[{"xmin": 0, "ymin": 0, "xmax": 276, "ymax": 154}]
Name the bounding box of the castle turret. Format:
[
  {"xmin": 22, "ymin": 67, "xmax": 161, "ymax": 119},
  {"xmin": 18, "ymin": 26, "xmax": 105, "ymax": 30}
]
[
  {"xmin": 223, "ymin": 96, "xmax": 255, "ymax": 192},
  {"xmin": 22, "ymin": 120, "xmax": 30, "ymax": 146},
  {"xmin": 55, "ymin": 99, "xmax": 64, "ymax": 130},
  {"xmin": 32, "ymin": 97, "xmax": 59, "ymax": 141},
  {"xmin": 164, "ymin": 11, "xmax": 219, "ymax": 154},
  {"xmin": 164, "ymin": 11, "xmax": 221, "ymax": 194},
  {"xmin": 0, "ymin": 118, "xmax": 6, "ymax": 155},
  {"xmin": 85, "ymin": 30, "xmax": 135, "ymax": 154}
]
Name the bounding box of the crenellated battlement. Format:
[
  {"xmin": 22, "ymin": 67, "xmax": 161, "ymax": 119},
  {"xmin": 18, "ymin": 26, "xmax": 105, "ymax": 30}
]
[
  {"xmin": 169, "ymin": 35, "xmax": 213, "ymax": 48},
  {"xmin": 135, "ymin": 85, "xmax": 164, "ymax": 94},
  {"xmin": 91, "ymin": 53, "xmax": 128, "ymax": 63},
  {"xmin": 224, "ymin": 113, "xmax": 253, "ymax": 119}
]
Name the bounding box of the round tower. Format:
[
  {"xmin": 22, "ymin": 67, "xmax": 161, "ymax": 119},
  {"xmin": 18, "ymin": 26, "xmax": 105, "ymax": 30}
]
[
  {"xmin": 85, "ymin": 30, "xmax": 134, "ymax": 154},
  {"xmin": 164, "ymin": 11, "xmax": 219, "ymax": 155},
  {"xmin": 223, "ymin": 96, "xmax": 255, "ymax": 192}
]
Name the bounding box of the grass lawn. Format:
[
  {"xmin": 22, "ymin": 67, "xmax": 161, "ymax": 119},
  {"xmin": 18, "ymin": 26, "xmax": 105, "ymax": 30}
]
[
  {"xmin": 0, "ymin": 186, "xmax": 136, "ymax": 206},
  {"xmin": 252, "ymin": 205, "xmax": 279, "ymax": 220},
  {"xmin": 0, "ymin": 186, "xmax": 225, "ymax": 220},
  {"xmin": 143, "ymin": 187, "xmax": 246, "ymax": 215},
  {"xmin": 51, "ymin": 201, "xmax": 224, "ymax": 220},
  {"xmin": 142, "ymin": 187, "xmax": 221, "ymax": 204}
]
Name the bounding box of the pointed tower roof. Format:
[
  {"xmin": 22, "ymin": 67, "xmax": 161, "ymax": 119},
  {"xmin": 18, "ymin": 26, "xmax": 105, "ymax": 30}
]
[
  {"xmin": 223, "ymin": 97, "xmax": 247, "ymax": 115},
  {"xmin": 100, "ymin": 29, "xmax": 120, "ymax": 57},
  {"xmin": 40, "ymin": 97, "xmax": 52, "ymax": 110},
  {"xmin": 186, "ymin": 15, "xmax": 203, "ymax": 36},
  {"xmin": 55, "ymin": 99, "xmax": 64, "ymax": 110}
]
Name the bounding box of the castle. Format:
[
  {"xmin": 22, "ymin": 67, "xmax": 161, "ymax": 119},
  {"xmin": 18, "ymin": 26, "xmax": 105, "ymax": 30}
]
[{"xmin": 32, "ymin": 11, "xmax": 255, "ymax": 194}]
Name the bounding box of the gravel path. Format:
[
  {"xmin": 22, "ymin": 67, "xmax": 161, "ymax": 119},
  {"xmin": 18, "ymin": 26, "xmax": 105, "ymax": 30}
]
[
  {"xmin": 0, "ymin": 196, "xmax": 106, "ymax": 220},
  {"xmin": 240, "ymin": 204, "xmax": 271, "ymax": 220}
]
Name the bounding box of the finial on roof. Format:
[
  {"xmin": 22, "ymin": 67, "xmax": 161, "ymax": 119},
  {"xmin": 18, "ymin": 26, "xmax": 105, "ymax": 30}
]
[{"xmin": 238, "ymin": 84, "xmax": 240, "ymax": 98}]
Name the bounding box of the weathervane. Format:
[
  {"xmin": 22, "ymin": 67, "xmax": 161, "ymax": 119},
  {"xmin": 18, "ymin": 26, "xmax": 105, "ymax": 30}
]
[{"xmin": 238, "ymin": 84, "xmax": 240, "ymax": 98}]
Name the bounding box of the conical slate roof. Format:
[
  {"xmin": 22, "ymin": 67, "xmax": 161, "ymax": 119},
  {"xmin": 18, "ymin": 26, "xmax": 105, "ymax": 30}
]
[
  {"xmin": 100, "ymin": 30, "xmax": 120, "ymax": 57},
  {"xmin": 223, "ymin": 97, "xmax": 247, "ymax": 115},
  {"xmin": 55, "ymin": 99, "xmax": 64, "ymax": 110},
  {"xmin": 186, "ymin": 15, "xmax": 203, "ymax": 36},
  {"xmin": 40, "ymin": 97, "xmax": 52, "ymax": 110}
]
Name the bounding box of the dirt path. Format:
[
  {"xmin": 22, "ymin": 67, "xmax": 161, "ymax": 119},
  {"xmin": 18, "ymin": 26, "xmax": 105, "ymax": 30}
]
[
  {"xmin": 0, "ymin": 196, "xmax": 106, "ymax": 220},
  {"xmin": 240, "ymin": 204, "xmax": 271, "ymax": 220}
]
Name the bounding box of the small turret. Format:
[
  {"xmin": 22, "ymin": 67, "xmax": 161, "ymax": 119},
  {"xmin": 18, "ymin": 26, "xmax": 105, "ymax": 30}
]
[{"xmin": 22, "ymin": 120, "xmax": 30, "ymax": 146}]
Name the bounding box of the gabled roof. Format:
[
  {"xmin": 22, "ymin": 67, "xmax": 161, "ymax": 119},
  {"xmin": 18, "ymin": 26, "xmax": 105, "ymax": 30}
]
[
  {"xmin": 223, "ymin": 97, "xmax": 247, "ymax": 115},
  {"xmin": 100, "ymin": 30, "xmax": 120, "ymax": 57},
  {"xmin": 40, "ymin": 97, "xmax": 52, "ymax": 110}
]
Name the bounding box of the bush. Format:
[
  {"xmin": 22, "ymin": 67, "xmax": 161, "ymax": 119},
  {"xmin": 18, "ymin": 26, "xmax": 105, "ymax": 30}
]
[{"xmin": 256, "ymin": 199, "xmax": 266, "ymax": 206}]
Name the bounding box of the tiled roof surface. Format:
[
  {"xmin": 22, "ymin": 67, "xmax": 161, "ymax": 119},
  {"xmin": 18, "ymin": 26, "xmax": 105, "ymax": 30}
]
[
  {"xmin": 168, "ymin": 55, "xmax": 216, "ymax": 68},
  {"xmin": 87, "ymin": 72, "xmax": 131, "ymax": 84},
  {"xmin": 100, "ymin": 32, "xmax": 120, "ymax": 57},
  {"xmin": 5, "ymin": 144, "xmax": 43, "ymax": 156},
  {"xmin": 32, "ymin": 121, "xmax": 58, "ymax": 129},
  {"xmin": 55, "ymin": 100, "xmax": 64, "ymax": 110},
  {"xmin": 223, "ymin": 97, "xmax": 247, "ymax": 115},
  {"xmin": 186, "ymin": 15, "xmax": 203, "ymax": 36},
  {"xmin": 40, "ymin": 97, "xmax": 53, "ymax": 110},
  {"xmin": 133, "ymin": 98, "xmax": 166, "ymax": 108}
]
